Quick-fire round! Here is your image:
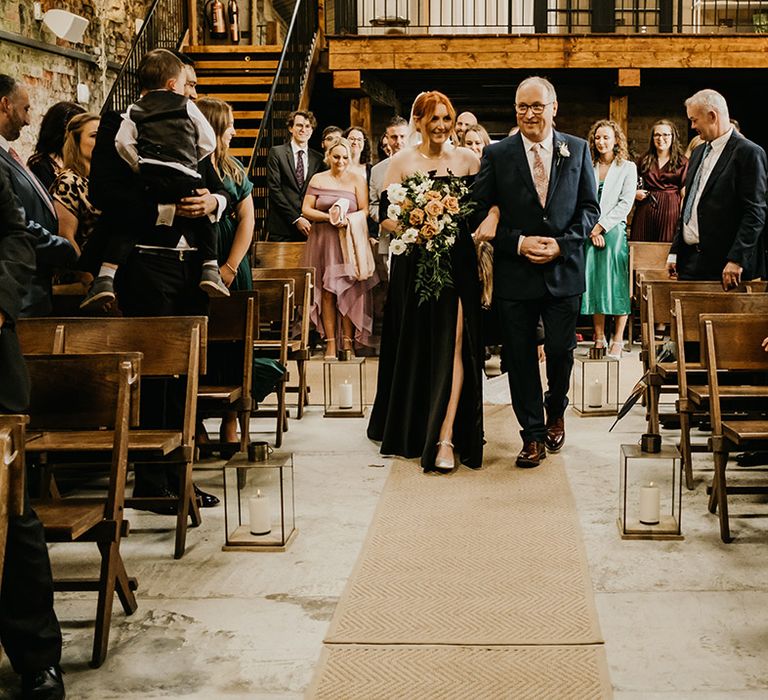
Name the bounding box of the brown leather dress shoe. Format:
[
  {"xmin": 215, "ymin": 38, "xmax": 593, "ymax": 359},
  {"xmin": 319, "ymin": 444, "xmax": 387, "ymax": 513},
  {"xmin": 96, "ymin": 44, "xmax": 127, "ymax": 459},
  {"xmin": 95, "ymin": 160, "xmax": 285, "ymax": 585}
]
[
  {"xmin": 545, "ymin": 415, "xmax": 565, "ymax": 453},
  {"xmin": 516, "ymin": 440, "xmax": 547, "ymax": 468}
]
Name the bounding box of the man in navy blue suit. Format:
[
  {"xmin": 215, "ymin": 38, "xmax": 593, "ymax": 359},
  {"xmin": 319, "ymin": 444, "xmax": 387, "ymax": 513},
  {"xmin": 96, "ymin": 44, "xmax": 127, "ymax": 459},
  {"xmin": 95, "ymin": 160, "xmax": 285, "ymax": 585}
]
[
  {"xmin": 668, "ymin": 89, "xmax": 767, "ymax": 286},
  {"xmin": 474, "ymin": 76, "xmax": 600, "ymax": 468}
]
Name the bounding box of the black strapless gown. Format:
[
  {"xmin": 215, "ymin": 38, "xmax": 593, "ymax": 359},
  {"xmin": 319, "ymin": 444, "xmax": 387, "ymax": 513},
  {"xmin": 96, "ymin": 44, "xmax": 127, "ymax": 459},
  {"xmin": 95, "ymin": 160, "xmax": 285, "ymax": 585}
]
[{"xmin": 367, "ymin": 176, "xmax": 484, "ymax": 471}]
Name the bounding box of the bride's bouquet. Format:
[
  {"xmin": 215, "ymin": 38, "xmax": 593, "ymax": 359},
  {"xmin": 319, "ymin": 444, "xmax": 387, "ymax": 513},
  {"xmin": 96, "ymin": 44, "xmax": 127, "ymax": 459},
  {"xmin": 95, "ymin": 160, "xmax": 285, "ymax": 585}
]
[{"xmin": 386, "ymin": 171, "xmax": 474, "ymax": 304}]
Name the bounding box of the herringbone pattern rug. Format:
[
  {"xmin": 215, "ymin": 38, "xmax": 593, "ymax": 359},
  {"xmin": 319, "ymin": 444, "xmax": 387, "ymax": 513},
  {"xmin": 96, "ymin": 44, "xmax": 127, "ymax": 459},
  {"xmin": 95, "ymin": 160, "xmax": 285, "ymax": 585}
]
[{"xmin": 310, "ymin": 405, "xmax": 611, "ymax": 698}]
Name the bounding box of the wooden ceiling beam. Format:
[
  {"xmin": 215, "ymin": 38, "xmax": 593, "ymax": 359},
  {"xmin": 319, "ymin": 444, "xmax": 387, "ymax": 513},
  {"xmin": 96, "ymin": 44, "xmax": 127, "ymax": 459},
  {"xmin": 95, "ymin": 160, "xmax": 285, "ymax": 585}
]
[{"xmin": 328, "ymin": 36, "xmax": 768, "ymax": 71}]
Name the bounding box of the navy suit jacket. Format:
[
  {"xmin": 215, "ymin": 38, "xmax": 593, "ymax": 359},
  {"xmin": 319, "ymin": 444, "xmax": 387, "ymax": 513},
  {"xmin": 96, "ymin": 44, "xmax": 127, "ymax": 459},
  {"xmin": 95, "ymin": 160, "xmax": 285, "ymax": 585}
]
[
  {"xmin": 474, "ymin": 131, "xmax": 600, "ymax": 300},
  {"xmin": 266, "ymin": 142, "xmax": 324, "ymax": 241},
  {"xmin": 670, "ymin": 131, "xmax": 767, "ymax": 280},
  {"xmin": 0, "ymin": 166, "xmax": 35, "ymax": 411},
  {"xmin": 0, "ymin": 147, "xmax": 77, "ymax": 317}
]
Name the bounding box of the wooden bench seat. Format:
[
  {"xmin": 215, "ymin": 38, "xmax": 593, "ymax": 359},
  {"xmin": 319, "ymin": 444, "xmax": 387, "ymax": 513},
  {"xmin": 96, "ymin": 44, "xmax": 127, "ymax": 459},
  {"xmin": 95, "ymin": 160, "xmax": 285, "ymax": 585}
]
[
  {"xmin": 26, "ymin": 429, "xmax": 182, "ymax": 455},
  {"xmin": 688, "ymin": 385, "xmax": 768, "ymax": 403},
  {"xmin": 722, "ymin": 420, "xmax": 768, "ymax": 443},
  {"xmin": 34, "ymin": 500, "xmax": 105, "ymax": 541},
  {"xmin": 197, "ymin": 385, "xmax": 243, "ymax": 402}
]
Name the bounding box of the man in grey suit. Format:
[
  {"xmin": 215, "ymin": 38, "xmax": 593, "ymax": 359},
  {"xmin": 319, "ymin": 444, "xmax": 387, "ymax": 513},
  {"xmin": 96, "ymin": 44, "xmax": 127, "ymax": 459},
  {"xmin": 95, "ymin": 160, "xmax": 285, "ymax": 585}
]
[
  {"xmin": 474, "ymin": 76, "xmax": 599, "ymax": 469},
  {"xmin": 0, "ymin": 75, "xmax": 77, "ymax": 317},
  {"xmin": 266, "ymin": 110, "xmax": 324, "ymax": 241}
]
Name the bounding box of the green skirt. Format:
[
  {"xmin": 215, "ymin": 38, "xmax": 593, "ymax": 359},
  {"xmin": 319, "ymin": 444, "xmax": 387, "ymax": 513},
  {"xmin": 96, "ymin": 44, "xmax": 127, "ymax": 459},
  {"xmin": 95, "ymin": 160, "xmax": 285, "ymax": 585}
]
[{"xmin": 581, "ymin": 222, "xmax": 631, "ymax": 316}]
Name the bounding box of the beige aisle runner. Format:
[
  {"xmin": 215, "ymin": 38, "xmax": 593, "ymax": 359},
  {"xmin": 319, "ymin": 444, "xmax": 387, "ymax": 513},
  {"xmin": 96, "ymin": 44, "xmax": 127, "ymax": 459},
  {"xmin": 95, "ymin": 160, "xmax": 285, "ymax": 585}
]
[{"xmin": 309, "ymin": 405, "xmax": 612, "ymax": 699}]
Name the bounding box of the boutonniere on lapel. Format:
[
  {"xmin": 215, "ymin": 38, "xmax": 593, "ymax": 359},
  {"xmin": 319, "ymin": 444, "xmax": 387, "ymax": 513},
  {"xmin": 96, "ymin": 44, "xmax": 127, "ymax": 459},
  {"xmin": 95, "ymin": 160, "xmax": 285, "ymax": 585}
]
[{"xmin": 555, "ymin": 140, "xmax": 570, "ymax": 167}]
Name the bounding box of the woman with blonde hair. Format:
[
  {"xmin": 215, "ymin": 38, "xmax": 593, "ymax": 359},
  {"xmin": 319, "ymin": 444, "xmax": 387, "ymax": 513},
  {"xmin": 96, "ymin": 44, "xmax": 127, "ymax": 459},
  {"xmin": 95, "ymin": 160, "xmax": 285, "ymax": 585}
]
[
  {"xmin": 581, "ymin": 119, "xmax": 637, "ymax": 359},
  {"xmin": 302, "ymin": 136, "xmax": 377, "ymax": 357},
  {"xmin": 460, "ymin": 124, "xmax": 491, "ymax": 158},
  {"xmin": 50, "ymin": 112, "xmax": 101, "ymax": 256}
]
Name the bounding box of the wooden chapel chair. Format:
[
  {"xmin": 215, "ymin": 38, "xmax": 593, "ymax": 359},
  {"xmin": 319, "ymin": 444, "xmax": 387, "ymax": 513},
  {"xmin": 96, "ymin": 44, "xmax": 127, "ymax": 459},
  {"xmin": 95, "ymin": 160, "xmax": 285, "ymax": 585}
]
[
  {"xmin": 25, "ymin": 353, "xmax": 141, "ymax": 667},
  {"xmin": 700, "ymin": 313, "xmax": 768, "ymax": 543},
  {"xmin": 18, "ymin": 316, "xmax": 208, "ymax": 559}
]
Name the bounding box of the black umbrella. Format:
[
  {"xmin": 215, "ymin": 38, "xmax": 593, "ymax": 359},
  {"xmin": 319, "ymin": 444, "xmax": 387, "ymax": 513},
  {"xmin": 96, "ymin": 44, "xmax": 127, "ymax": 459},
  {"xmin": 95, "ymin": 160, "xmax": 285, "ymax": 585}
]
[{"xmin": 609, "ymin": 370, "xmax": 650, "ymax": 432}]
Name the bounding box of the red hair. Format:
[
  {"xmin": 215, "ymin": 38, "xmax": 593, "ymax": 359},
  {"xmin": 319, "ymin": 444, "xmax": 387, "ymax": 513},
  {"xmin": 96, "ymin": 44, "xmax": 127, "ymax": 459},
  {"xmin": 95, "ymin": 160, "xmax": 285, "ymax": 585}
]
[{"xmin": 411, "ymin": 91, "xmax": 456, "ymax": 140}]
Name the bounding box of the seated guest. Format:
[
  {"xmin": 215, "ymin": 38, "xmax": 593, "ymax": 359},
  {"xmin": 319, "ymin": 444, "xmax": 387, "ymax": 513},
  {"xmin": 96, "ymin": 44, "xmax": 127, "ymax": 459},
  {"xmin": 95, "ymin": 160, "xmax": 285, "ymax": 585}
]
[
  {"xmin": 455, "ymin": 111, "xmax": 477, "ymax": 142},
  {"xmin": 50, "ymin": 112, "xmax": 101, "ymax": 257},
  {"xmin": 0, "ymin": 74, "xmax": 77, "ymax": 317},
  {"xmin": 27, "ymin": 100, "xmax": 85, "ymax": 190},
  {"xmin": 266, "ymin": 110, "xmax": 324, "ymax": 241}
]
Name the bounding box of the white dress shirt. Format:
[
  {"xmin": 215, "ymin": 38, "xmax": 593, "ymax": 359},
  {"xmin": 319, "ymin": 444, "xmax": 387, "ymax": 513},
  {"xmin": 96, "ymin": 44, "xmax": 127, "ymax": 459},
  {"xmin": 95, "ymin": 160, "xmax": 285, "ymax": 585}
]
[
  {"xmin": 518, "ymin": 131, "xmax": 554, "ymax": 254},
  {"xmin": 682, "ymin": 128, "xmax": 732, "ymax": 246}
]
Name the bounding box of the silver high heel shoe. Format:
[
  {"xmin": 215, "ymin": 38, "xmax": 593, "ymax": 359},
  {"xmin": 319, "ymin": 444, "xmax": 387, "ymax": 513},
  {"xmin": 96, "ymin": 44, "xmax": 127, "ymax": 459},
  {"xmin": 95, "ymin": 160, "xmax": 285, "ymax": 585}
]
[{"xmin": 434, "ymin": 440, "xmax": 455, "ymax": 472}]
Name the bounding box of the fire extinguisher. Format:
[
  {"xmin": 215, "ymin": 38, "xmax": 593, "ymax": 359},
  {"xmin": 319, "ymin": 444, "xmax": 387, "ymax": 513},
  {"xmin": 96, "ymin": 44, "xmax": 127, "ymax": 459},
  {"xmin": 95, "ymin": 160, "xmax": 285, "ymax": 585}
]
[
  {"xmin": 228, "ymin": 0, "xmax": 241, "ymax": 44},
  {"xmin": 205, "ymin": 0, "xmax": 227, "ymax": 40}
]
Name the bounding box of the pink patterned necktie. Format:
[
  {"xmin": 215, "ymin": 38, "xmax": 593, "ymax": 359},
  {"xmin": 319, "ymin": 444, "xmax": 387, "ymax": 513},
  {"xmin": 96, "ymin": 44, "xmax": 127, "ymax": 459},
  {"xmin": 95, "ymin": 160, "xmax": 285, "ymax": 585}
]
[
  {"xmin": 531, "ymin": 142, "xmax": 549, "ymax": 207},
  {"xmin": 8, "ymin": 147, "xmax": 56, "ymax": 215}
]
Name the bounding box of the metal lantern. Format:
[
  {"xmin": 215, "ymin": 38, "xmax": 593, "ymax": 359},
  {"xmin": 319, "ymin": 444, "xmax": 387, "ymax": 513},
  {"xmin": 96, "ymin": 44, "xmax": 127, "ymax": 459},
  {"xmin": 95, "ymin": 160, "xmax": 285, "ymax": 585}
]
[
  {"xmin": 618, "ymin": 443, "xmax": 684, "ymax": 540},
  {"xmin": 571, "ymin": 355, "xmax": 620, "ymax": 416},
  {"xmin": 323, "ymin": 357, "xmax": 365, "ymax": 417},
  {"xmin": 222, "ymin": 450, "xmax": 296, "ymax": 551}
]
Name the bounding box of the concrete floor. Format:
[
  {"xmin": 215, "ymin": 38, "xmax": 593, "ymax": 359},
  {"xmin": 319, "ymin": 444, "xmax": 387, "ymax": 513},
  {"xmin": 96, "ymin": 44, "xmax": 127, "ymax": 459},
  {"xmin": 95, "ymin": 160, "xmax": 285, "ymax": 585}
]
[{"xmin": 1, "ymin": 349, "xmax": 767, "ymax": 698}]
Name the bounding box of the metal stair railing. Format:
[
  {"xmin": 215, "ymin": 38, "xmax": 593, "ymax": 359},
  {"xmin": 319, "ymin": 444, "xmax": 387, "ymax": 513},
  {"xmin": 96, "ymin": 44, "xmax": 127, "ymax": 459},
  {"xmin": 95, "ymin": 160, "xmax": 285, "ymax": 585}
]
[
  {"xmin": 102, "ymin": 0, "xmax": 189, "ymax": 114},
  {"xmin": 247, "ymin": 0, "xmax": 319, "ymax": 240}
]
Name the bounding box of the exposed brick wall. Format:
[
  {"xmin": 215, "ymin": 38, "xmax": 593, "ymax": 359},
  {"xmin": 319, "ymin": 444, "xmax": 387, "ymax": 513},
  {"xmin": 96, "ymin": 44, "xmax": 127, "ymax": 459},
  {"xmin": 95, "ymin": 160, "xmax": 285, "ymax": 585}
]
[{"xmin": 0, "ymin": 0, "xmax": 153, "ymax": 158}]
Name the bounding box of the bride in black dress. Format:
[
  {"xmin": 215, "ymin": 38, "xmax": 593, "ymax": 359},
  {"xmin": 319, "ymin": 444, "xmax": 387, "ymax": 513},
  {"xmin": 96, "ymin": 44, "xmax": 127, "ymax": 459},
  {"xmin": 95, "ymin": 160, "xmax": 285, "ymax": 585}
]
[{"xmin": 367, "ymin": 91, "xmax": 493, "ymax": 473}]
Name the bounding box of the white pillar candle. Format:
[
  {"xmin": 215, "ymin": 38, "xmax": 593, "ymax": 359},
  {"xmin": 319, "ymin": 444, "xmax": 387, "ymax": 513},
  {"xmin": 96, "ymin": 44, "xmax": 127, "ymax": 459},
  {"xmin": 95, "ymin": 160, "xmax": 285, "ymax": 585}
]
[
  {"xmin": 248, "ymin": 489, "xmax": 271, "ymax": 535},
  {"xmin": 587, "ymin": 377, "xmax": 603, "ymax": 408},
  {"xmin": 338, "ymin": 380, "xmax": 354, "ymax": 409},
  {"xmin": 639, "ymin": 481, "xmax": 661, "ymax": 525}
]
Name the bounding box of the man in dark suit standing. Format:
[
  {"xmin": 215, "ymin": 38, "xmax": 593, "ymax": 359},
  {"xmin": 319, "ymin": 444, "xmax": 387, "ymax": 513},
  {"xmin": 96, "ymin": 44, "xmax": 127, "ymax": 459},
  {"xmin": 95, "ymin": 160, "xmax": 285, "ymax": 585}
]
[
  {"xmin": 668, "ymin": 89, "xmax": 767, "ymax": 287},
  {"xmin": 474, "ymin": 76, "xmax": 600, "ymax": 468},
  {"xmin": 266, "ymin": 110, "xmax": 323, "ymax": 241},
  {"xmin": 0, "ymin": 75, "xmax": 77, "ymax": 317},
  {"xmin": 0, "ymin": 166, "xmax": 65, "ymax": 699},
  {"xmin": 88, "ymin": 53, "xmax": 228, "ymax": 508}
]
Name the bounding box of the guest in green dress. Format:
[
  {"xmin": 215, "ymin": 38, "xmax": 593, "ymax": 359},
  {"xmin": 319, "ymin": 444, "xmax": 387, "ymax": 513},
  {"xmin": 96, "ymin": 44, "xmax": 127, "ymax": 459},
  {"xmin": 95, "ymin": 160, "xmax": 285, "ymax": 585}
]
[
  {"xmin": 197, "ymin": 98, "xmax": 255, "ymax": 443},
  {"xmin": 581, "ymin": 120, "xmax": 637, "ymax": 360}
]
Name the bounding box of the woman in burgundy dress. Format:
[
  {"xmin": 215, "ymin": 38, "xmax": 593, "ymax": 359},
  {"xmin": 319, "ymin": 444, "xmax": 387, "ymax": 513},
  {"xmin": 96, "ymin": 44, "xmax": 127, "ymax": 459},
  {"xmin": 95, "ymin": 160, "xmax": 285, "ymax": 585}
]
[{"xmin": 631, "ymin": 119, "xmax": 688, "ymax": 242}]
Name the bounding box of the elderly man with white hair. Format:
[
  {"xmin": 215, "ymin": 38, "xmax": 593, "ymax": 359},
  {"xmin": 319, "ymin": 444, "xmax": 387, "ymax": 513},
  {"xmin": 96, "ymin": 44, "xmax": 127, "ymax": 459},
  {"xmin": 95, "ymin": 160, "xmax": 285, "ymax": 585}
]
[{"xmin": 668, "ymin": 88, "xmax": 767, "ymax": 287}]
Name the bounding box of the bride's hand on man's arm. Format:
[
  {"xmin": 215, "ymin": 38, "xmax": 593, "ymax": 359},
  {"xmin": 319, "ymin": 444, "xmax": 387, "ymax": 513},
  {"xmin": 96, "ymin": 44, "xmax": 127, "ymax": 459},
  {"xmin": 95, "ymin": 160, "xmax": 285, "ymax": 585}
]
[{"xmin": 472, "ymin": 206, "xmax": 500, "ymax": 242}]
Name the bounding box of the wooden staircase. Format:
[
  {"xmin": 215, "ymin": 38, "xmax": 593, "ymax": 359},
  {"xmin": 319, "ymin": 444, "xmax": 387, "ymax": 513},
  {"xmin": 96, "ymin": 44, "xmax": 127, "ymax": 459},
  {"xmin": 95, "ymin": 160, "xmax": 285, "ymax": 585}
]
[{"xmin": 184, "ymin": 45, "xmax": 282, "ymax": 160}]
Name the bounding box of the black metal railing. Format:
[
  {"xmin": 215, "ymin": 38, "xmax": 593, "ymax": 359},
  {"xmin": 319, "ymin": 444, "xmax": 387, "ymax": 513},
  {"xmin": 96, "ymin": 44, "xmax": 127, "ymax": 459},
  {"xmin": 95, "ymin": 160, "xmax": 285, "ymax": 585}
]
[
  {"xmin": 327, "ymin": 0, "xmax": 768, "ymax": 34},
  {"xmin": 248, "ymin": 0, "xmax": 319, "ymax": 238},
  {"xmin": 102, "ymin": 0, "xmax": 188, "ymax": 114}
]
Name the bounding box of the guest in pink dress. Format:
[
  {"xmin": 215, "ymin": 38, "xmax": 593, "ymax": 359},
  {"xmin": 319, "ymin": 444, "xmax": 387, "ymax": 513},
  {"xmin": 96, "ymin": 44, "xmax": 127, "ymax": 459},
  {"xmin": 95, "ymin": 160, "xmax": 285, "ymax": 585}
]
[
  {"xmin": 632, "ymin": 119, "xmax": 688, "ymax": 242},
  {"xmin": 302, "ymin": 137, "xmax": 377, "ymax": 357}
]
